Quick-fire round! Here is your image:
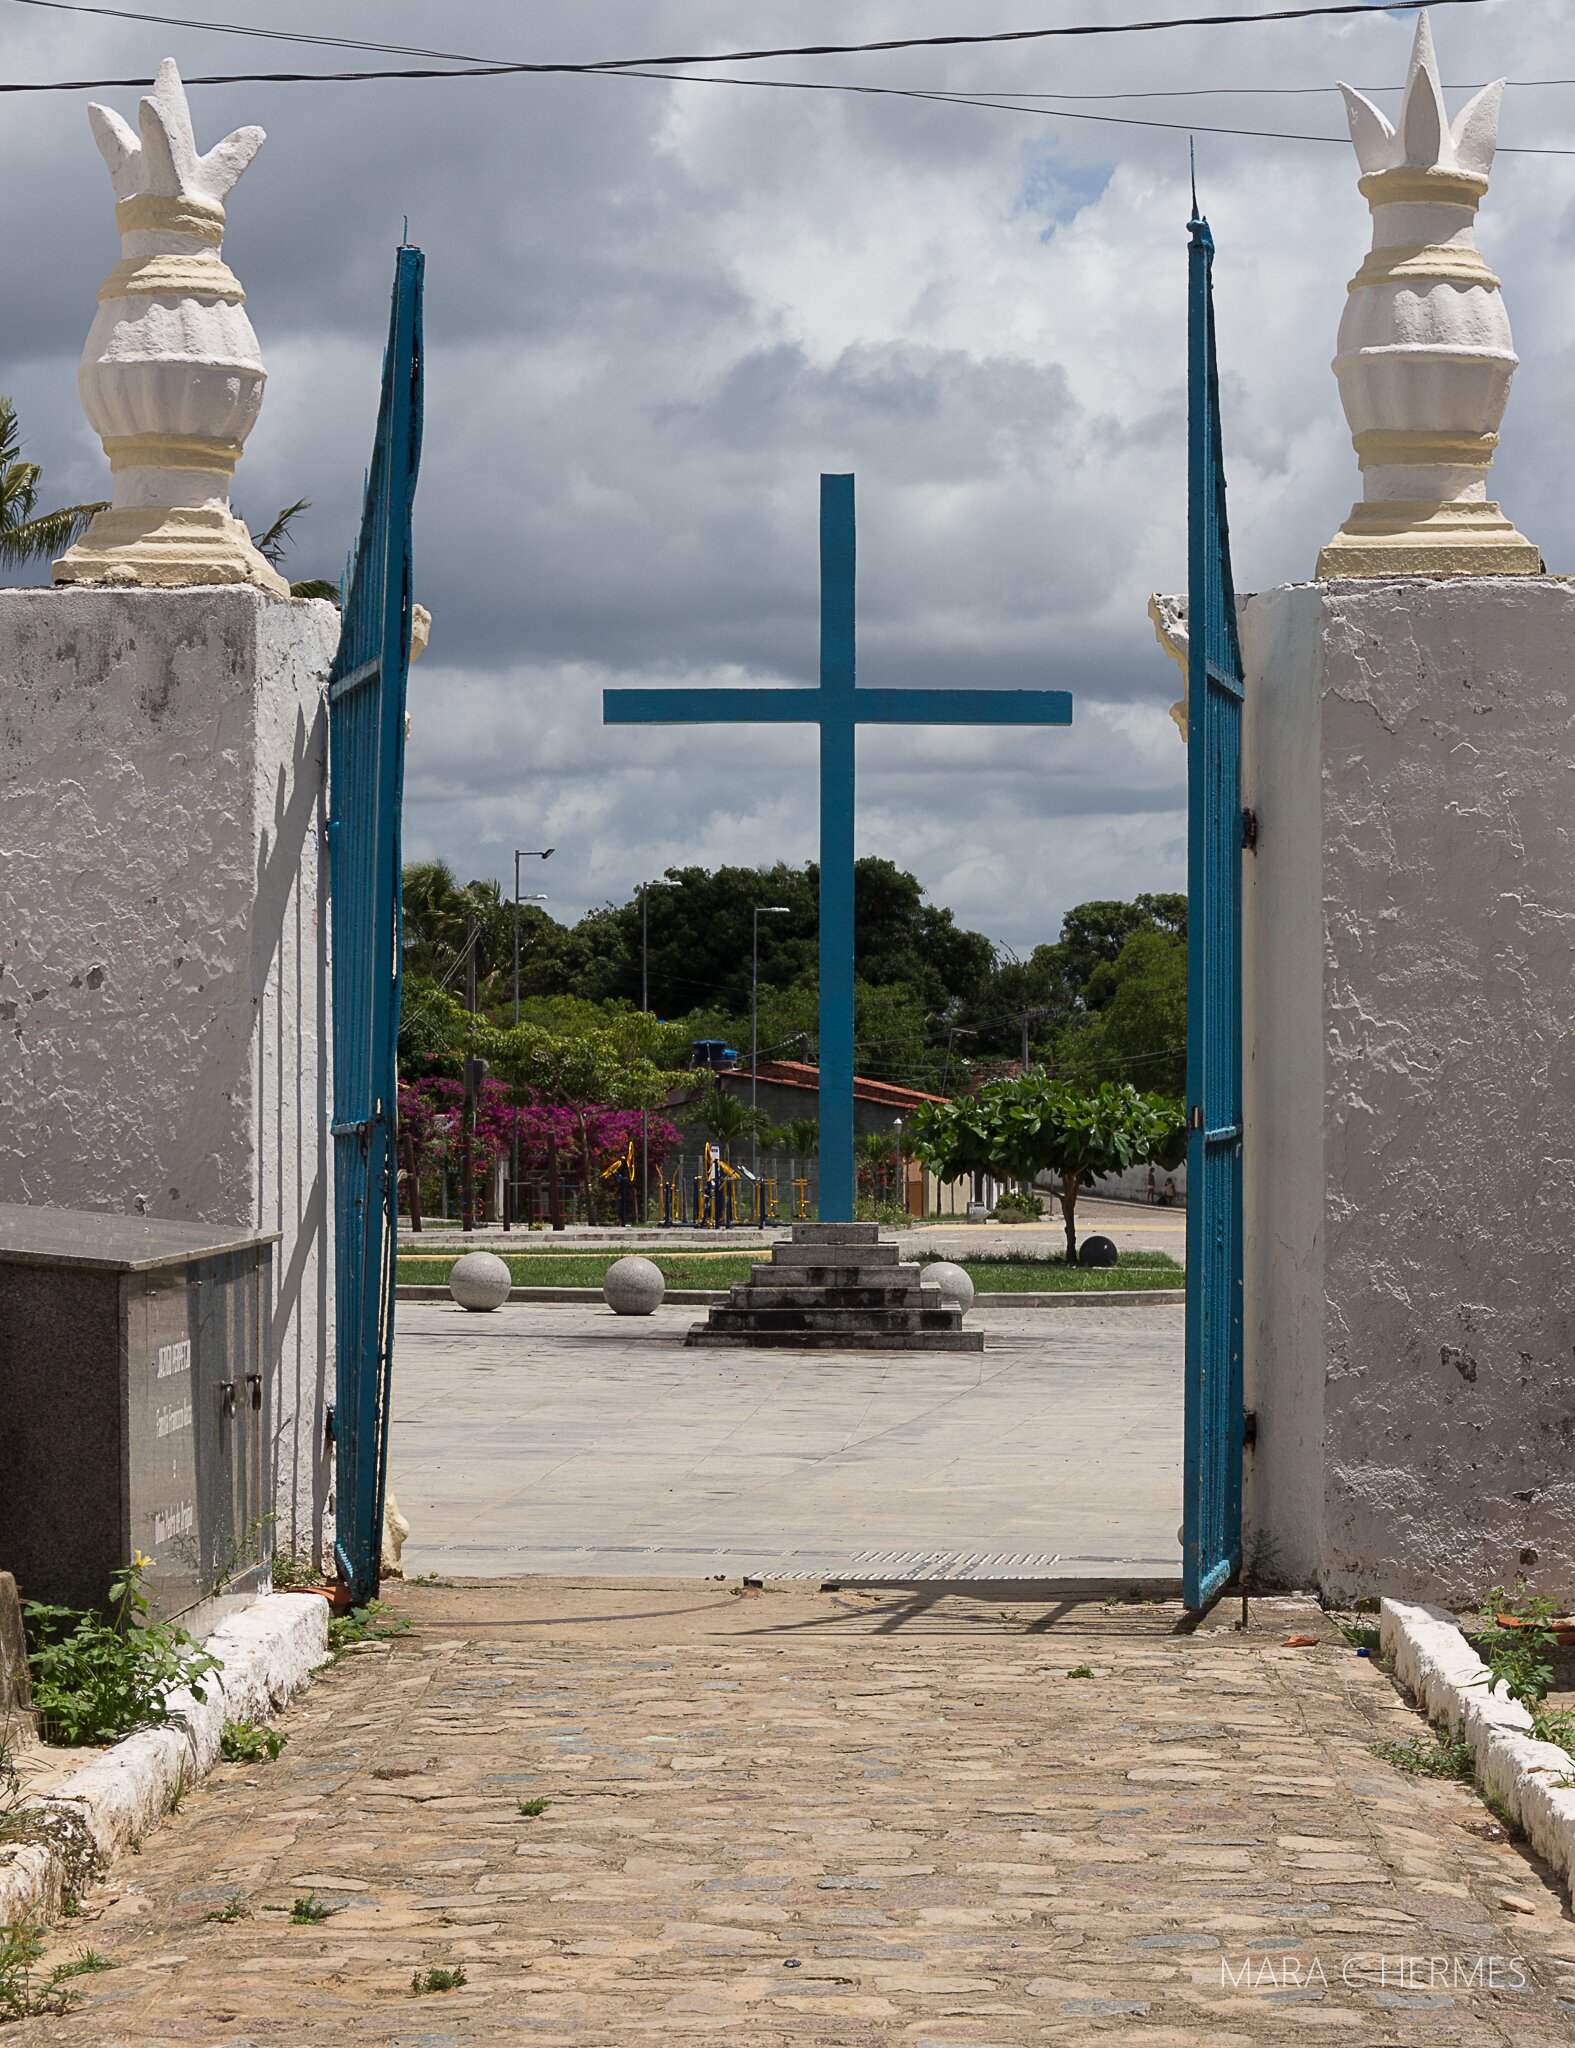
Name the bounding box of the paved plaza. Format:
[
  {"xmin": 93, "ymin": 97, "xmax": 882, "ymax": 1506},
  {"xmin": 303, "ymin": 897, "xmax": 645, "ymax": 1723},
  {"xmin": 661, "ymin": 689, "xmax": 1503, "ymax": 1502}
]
[
  {"xmin": 388, "ymin": 1302, "xmax": 1183, "ymax": 1583},
  {"xmin": 26, "ymin": 1579, "xmax": 1575, "ymax": 2046}
]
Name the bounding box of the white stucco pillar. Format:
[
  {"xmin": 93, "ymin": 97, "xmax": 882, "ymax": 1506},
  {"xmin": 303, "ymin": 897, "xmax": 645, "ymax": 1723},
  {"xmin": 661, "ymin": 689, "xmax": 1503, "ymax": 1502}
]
[
  {"xmin": 1241, "ymin": 574, "xmax": 1575, "ymax": 1603},
  {"xmin": 0, "ymin": 586, "xmax": 339, "ymax": 1567}
]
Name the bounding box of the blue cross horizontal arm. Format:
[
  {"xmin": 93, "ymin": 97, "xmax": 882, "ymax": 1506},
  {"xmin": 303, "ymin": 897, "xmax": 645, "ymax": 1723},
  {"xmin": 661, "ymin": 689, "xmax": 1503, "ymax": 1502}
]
[
  {"xmin": 604, "ymin": 686, "xmax": 1073, "ymax": 727},
  {"xmin": 601, "ymin": 473, "xmax": 1075, "ymax": 1223}
]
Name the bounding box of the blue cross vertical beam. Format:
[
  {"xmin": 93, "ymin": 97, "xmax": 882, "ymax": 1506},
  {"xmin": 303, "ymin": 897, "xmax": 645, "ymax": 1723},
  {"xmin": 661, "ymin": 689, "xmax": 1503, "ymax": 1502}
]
[{"xmin": 605, "ymin": 473, "xmax": 1073, "ymax": 1221}]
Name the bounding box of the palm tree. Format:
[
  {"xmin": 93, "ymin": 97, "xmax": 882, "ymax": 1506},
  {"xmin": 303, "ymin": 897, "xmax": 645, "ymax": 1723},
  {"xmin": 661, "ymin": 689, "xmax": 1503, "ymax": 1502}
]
[
  {"xmin": 0, "ymin": 397, "xmax": 105, "ymax": 569},
  {"xmin": 785, "ymin": 1117, "xmax": 820, "ymax": 1158},
  {"xmin": 686, "ymin": 1086, "xmax": 766, "ymax": 1160},
  {"xmin": 250, "ymin": 498, "xmax": 339, "ymax": 601}
]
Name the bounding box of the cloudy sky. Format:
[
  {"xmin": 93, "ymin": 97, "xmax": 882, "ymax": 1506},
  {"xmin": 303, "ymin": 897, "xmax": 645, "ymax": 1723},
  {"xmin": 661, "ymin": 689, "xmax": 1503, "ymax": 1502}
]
[{"xmin": 4, "ymin": 0, "xmax": 1572, "ymax": 951}]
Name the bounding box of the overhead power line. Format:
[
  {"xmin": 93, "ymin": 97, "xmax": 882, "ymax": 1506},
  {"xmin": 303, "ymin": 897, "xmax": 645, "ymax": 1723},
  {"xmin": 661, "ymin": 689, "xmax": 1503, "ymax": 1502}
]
[
  {"xmin": 0, "ymin": 0, "xmax": 1497, "ymax": 88},
  {"xmin": 4, "ymin": 0, "xmax": 1567, "ymax": 155}
]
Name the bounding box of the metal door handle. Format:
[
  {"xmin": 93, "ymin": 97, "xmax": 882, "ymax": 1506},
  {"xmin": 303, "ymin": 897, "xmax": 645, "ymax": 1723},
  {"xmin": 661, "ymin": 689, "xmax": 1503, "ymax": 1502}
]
[
  {"xmin": 219, "ymin": 1380, "xmax": 237, "ymax": 1420},
  {"xmin": 246, "ymin": 1372, "xmax": 263, "ymax": 1413}
]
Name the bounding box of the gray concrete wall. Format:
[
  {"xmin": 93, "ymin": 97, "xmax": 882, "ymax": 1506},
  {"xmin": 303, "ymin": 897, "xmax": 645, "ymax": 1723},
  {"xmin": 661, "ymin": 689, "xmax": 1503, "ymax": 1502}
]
[
  {"xmin": 0, "ymin": 586, "xmax": 340, "ymax": 1571},
  {"xmin": 1242, "ymin": 576, "xmax": 1575, "ymax": 1604}
]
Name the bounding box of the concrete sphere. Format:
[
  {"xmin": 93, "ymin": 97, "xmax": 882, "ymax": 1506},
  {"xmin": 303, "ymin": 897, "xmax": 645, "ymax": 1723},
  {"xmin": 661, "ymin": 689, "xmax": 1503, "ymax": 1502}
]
[
  {"xmin": 448, "ymin": 1250, "xmax": 512, "ymax": 1312},
  {"xmin": 925, "ymin": 1260, "xmax": 975, "ymax": 1314},
  {"xmin": 603, "ymin": 1255, "xmax": 665, "ymax": 1316},
  {"xmin": 1078, "ymin": 1234, "xmax": 1119, "ymax": 1269}
]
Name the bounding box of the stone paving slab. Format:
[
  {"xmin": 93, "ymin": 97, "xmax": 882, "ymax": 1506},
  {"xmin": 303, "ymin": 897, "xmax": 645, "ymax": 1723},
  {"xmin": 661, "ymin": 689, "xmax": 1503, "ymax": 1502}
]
[
  {"xmin": 388, "ymin": 1303, "xmax": 1182, "ymax": 1579},
  {"xmin": 18, "ymin": 1580, "xmax": 1575, "ymax": 2045}
]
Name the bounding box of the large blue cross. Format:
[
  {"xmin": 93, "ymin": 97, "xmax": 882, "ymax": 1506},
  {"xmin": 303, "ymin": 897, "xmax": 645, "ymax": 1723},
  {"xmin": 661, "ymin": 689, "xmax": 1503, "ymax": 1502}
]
[{"xmin": 604, "ymin": 473, "xmax": 1073, "ymax": 1221}]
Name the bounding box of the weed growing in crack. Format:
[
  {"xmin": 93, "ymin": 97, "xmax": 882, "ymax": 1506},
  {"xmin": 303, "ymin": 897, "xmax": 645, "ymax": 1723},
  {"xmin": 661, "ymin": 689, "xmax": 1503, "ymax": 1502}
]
[
  {"xmin": 516, "ymin": 1798, "xmax": 550, "ymax": 1818},
  {"xmin": 1369, "ymin": 1732, "xmax": 1475, "ymax": 1780},
  {"xmin": 289, "ymin": 1894, "xmax": 338, "ymax": 1925},
  {"xmin": 220, "ymin": 1719, "xmax": 287, "ymax": 1764},
  {"xmin": 205, "ymin": 1896, "xmax": 250, "ymax": 1924},
  {"xmin": 1065, "ymin": 1666, "xmax": 1094, "ymax": 1680},
  {"xmin": 410, "ymin": 1963, "xmax": 467, "ymax": 1994},
  {"xmin": 327, "ymin": 1603, "xmax": 413, "ymax": 1654},
  {"xmin": 0, "ymin": 1919, "xmax": 85, "ymax": 2020}
]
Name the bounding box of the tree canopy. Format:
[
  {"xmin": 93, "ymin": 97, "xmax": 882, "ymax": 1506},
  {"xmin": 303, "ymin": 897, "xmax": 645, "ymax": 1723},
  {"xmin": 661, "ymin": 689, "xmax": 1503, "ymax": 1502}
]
[
  {"xmin": 906, "ymin": 1075, "xmax": 1185, "ymax": 1257},
  {"xmin": 398, "ymin": 859, "xmax": 1189, "ymax": 1102}
]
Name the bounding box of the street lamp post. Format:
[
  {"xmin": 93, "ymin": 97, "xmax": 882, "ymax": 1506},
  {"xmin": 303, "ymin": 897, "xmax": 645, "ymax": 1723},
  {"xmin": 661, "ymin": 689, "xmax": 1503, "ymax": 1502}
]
[
  {"xmin": 511, "ymin": 847, "xmax": 553, "ymax": 1228},
  {"xmin": 752, "ymin": 906, "xmax": 791, "ymax": 1197},
  {"xmin": 638, "ymin": 878, "xmax": 682, "ymax": 1222}
]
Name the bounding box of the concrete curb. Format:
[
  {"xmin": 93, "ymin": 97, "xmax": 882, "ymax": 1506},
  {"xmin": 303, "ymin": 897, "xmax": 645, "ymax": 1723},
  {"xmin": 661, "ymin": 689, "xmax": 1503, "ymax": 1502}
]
[
  {"xmin": 0, "ymin": 1592, "xmax": 329, "ymax": 1924},
  {"xmin": 395, "ymin": 1284, "xmax": 1185, "ymax": 1310},
  {"xmin": 1381, "ymin": 1598, "xmax": 1575, "ymax": 1897}
]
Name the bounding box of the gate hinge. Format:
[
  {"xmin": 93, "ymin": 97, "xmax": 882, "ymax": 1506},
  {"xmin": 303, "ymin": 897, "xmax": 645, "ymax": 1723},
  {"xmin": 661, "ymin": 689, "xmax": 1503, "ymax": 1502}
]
[
  {"xmin": 1243, "ymin": 1409, "xmax": 1258, "ymax": 1448},
  {"xmin": 1242, "ymin": 806, "xmax": 1258, "ymax": 853},
  {"xmin": 1188, "ymin": 1104, "xmax": 1203, "ymax": 1131}
]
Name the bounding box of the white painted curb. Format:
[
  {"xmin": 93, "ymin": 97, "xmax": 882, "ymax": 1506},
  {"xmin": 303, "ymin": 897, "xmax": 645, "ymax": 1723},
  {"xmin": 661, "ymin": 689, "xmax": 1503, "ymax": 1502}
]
[
  {"xmin": 1381, "ymin": 1598, "xmax": 1575, "ymax": 1895},
  {"xmin": 0, "ymin": 1591, "xmax": 329, "ymax": 1924}
]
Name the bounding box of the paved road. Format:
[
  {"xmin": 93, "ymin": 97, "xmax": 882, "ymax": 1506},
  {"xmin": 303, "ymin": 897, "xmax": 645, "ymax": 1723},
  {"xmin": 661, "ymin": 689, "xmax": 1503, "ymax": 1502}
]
[
  {"xmin": 31, "ymin": 1581, "xmax": 1575, "ymax": 2045},
  {"xmin": 389, "ymin": 1301, "xmax": 1183, "ymax": 1582},
  {"xmin": 397, "ymin": 1195, "xmax": 1189, "ymax": 1263}
]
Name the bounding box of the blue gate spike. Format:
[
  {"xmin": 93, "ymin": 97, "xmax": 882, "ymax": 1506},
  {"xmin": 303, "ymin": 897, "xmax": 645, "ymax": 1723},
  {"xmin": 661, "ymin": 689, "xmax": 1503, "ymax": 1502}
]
[
  {"xmin": 605, "ymin": 475, "xmax": 1073, "ymax": 1219},
  {"xmin": 327, "ymin": 245, "xmax": 425, "ymax": 1606},
  {"xmin": 1183, "ymin": 198, "xmax": 1246, "ymax": 1611}
]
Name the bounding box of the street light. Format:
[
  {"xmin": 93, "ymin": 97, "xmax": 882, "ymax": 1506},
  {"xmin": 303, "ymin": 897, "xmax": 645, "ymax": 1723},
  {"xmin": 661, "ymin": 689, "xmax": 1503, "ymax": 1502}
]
[
  {"xmin": 640, "ymin": 877, "xmax": 680, "ymax": 1221},
  {"xmin": 752, "ymin": 906, "xmax": 791, "ymax": 1193},
  {"xmin": 510, "ymin": 848, "xmax": 553, "ymax": 1230}
]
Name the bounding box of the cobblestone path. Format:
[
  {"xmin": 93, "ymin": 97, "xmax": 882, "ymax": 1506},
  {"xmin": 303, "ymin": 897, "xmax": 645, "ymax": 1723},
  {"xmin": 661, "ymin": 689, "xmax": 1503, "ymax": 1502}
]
[{"xmin": 17, "ymin": 1580, "xmax": 1575, "ymax": 2045}]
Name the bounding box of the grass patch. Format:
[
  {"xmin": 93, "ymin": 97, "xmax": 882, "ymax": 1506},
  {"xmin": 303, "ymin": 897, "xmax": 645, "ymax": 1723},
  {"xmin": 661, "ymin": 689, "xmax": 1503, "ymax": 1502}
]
[
  {"xmin": 1369, "ymin": 1732, "xmax": 1475, "ymax": 1780},
  {"xmin": 396, "ymin": 1250, "xmax": 1182, "ymax": 1294}
]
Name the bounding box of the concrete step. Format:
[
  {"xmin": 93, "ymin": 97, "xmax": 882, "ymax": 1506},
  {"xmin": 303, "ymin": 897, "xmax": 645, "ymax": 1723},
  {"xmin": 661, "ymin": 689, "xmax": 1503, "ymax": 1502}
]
[
  {"xmin": 765, "ymin": 1240, "xmax": 902, "ymax": 1268},
  {"xmin": 701, "ymin": 1306, "xmax": 967, "ymax": 1334},
  {"xmin": 787, "ymin": 1221, "xmax": 880, "ymax": 1245},
  {"xmin": 728, "ymin": 1282, "xmax": 941, "ymax": 1310},
  {"xmin": 748, "ymin": 1260, "xmax": 922, "ymax": 1288},
  {"xmin": 687, "ymin": 1326, "xmax": 985, "ymax": 1351}
]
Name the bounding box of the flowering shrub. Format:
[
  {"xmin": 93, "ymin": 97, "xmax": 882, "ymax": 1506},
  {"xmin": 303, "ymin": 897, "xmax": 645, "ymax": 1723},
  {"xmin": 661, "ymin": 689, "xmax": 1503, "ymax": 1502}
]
[{"xmin": 397, "ymin": 1078, "xmax": 679, "ymax": 1220}]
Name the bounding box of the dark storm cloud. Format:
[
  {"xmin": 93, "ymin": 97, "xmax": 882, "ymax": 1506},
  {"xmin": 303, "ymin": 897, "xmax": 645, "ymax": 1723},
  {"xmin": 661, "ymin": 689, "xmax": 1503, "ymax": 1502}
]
[{"xmin": 2, "ymin": 0, "xmax": 1569, "ymax": 944}]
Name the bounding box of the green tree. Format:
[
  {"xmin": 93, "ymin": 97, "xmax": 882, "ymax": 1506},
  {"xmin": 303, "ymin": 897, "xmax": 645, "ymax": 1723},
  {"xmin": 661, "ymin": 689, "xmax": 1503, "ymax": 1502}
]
[
  {"xmin": 487, "ymin": 1010, "xmax": 685, "ymax": 1223},
  {"xmin": 0, "ymin": 396, "xmax": 105, "ymax": 567},
  {"xmin": 681, "ymin": 1086, "xmax": 766, "ymax": 1160},
  {"xmin": 907, "ymin": 1075, "xmax": 1184, "ymax": 1259},
  {"xmin": 1061, "ymin": 928, "xmax": 1188, "ymax": 1095}
]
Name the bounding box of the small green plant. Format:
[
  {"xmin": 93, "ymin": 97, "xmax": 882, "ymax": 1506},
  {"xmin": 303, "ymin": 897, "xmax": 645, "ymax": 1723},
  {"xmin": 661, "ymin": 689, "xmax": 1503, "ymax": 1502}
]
[
  {"xmin": 410, "ymin": 1963, "xmax": 468, "ymax": 1994},
  {"xmin": 1239, "ymin": 1526, "xmax": 1283, "ymax": 1595},
  {"xmin": 0, "ymin": 1918, "xmax": 85, "ymax": 2020},
  {"xmin": 516, "ymin": 1797, "xmax": 550, "ymax": 1818},
  {"xmin": 268, "ymin": 1552, "xmax": 317, "ymax": 1593},
  {"xmin": 50, "ymin": 1949, "xmax": 114, "ymax": 1981},
  {"xmin": 1340, "ymin": 1622, "xmax": 1382, "ymax": 1652},
  {"xmin": 289, "ymin": 1893, "xmax": 338, "ymax": 1925},
  {"xmin": 206, "ymin": 1895, "xmax": 250, "ymax": 1924},
  {"xmin": 992, "ymin": 1190, "xmax": 1045, "ymax": 1222},
  {"xmin": 1482, "ymin": 1786, "xmax": 1525, "ymax": 1840},
  {"xmin": 1066, "ymin": 1665, "xmax": 1095, "ymax": 1679},
  {"xmin": 220, "ymin": 1719, "xmax": 288, "ymax": 1764},
  {"xmin": 1369, "ymin": 1732, "xmax": 1475, "ymax": 1781},
  {"xmin": 327, "ymin": 1601, "xmax": 413, "ymax": 1654},
  {"xmin": 1472, "ymin": 1583, "xmax": 1560, "ymax": 1710},
  {"xmin": 1532, "ymin": 1704, "xmax": 1575, "ymax": 1753},
  {"xmin": 168, "ymin": 1757, "xmax": 190, "ymax": 1813},
  {"xmin": 22, "ymin": 1556, "xmax": 222, "ymax": 1747}
]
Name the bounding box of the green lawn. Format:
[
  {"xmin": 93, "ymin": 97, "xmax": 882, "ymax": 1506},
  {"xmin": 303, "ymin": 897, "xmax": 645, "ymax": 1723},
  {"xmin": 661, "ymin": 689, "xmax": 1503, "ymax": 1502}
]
[{"xmin": 397, "ymin": 1250, "xmax": 1183, "ymax": 1294}]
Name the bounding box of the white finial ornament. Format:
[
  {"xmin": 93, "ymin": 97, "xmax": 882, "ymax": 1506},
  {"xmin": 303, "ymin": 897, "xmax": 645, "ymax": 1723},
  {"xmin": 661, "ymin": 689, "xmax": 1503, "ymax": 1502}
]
[
  {"xmin": 53, "ymin": 59, "xmax": 288, "ymax": 594},
  {"xmin": 1316, "ymin": 13, "xmax": 1540, "ymax": 578}
]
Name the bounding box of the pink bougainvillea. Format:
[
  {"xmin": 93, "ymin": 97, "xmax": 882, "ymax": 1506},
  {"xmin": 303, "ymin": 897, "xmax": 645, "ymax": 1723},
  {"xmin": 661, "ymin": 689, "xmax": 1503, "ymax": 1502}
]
[{"xmin": 398, "ymin": 1077, "xmax": 679, "ymax": 1220}]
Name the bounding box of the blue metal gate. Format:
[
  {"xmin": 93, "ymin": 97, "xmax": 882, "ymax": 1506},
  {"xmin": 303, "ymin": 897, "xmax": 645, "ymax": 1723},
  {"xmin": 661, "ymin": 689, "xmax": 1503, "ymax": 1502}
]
[
  {"xmin": 1182, "ymin": 202, "xmax": 1245, "ymax": 1609},
  {"xmin": 328, "ymin": 245, "xmax": 425, "ymax": 1604}
]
